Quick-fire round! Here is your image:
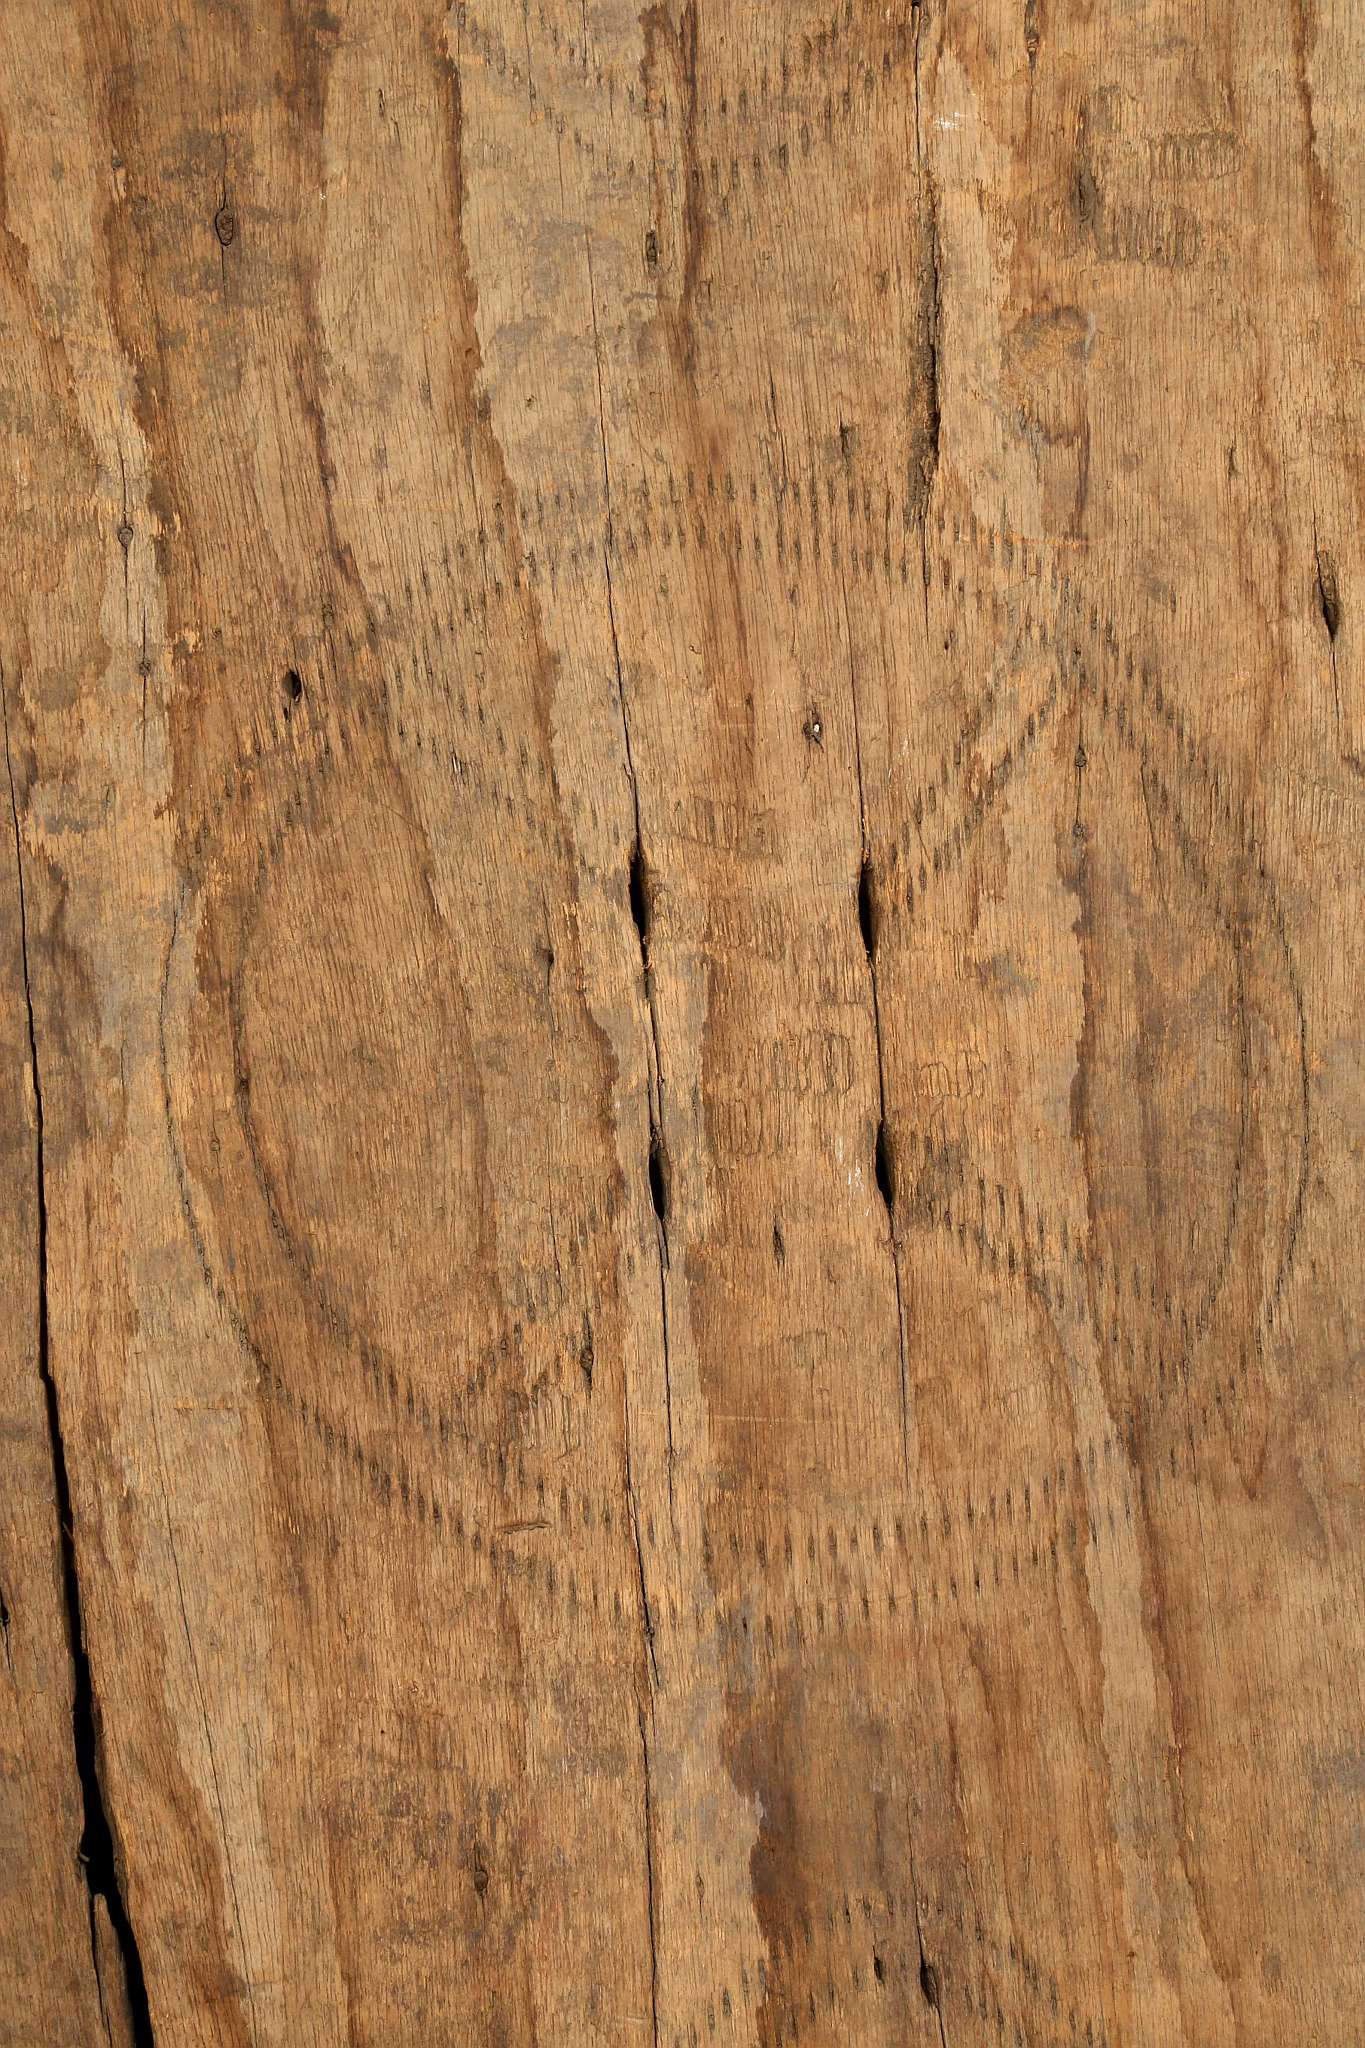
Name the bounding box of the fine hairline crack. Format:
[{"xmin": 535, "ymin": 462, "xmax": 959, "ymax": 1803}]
[
  {"xmin": 838, "ymin": 607, "xmax": 951, "ymax": 2048},
  {"xmin": 582, "ymin": 236, "xmax": 668, "ymax": 2048},
  {"xmin": 583, "ymin": 228, "xmax": 677, "ymax": 1515},
  {"xmin": 911, "ymin": 0, "xmax": 944, "ymax": 637},
  {"xmin": 2, "ymin": 670, "xmax": 156, "ymax": 2046},
  {"xmin": 841, "ymin": 587, "xmax": 911, "ymax": 1482}
]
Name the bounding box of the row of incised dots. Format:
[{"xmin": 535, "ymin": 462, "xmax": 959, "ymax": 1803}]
[
  {"xmin": 889, "ymin": 568, "xmax": 1290, "ymax": 1054},
  {"xmin": 708, "ymin": 1450, "xmax": 1120, "ymax": 1577},
  {"xmin": 266, "ymin": 1306, "xmax": 1251, "ymax": 1642},
  {"xmin": 926, "ymin": 1889, "xmax": 1114, "ymax": 2048},
  {"xmin": 260, "ymin": 1326, "xmax": 1157, "ymax": 1642},
  {"xmin": 459, "ymin": 0, "xmax": 916, "ymax": 127},
  {"xmin": 603, "ymin": 479, "xmax": 1063, "ymax": 586},
  {"xmin": 382, "ymin": 469, "xmax": 1061, "ymax": 610},
  {"xmin": 595, "ymin": 504, "xmax": 1051, "ymax": 609},
  {"xmin": 175, "ymin": 532, "xmax": 1047, "ymax": 877},
  {"xmin": 982, "ymin": 1984, "xmax": 1110, "ymax": 2048},
  {"xmin": 658, "ymin": 136, "xmax": 840, "ymax": 229},
  {"xmin": 1074, "ymin": 614, "xmax": 1309, "ymax": 1316},
  {"xmin": 900, "ymin": 667, "xmax": 1072, "ymax": 910},
  {"xmin": 242, "ymin": 1135, "xmax": 1172, "ymax": 1570},
  {"xmin": 712, "ymin": 1539, "xmax": 1086, "ymax": 1655},
  {"xmin": 894, "ymin": 603, "xmax": 1283, "ymax": 977},
  {"xmin": 370, "ymin": 544, "xmax": 1268, "ymax": 921},
  {"xmin": 382, "ymin": 652, "xmax": 539, "ymax": 773},
  {"xmin": 456, "ymin": 453, "xmax": 1052, "ymax": 574},
  {"xmin": 658, "ymin": 1938, "xmax": 1104, "ymax": 2048},
  {"xmin": 634, "ymin": 126, "xmax": 881, "ymax": 225},
  {"xmin": 659, "ymin": 1891, "xmax": 1108, "ymax": 2048},
  {"xmin": 388, "ymin": 723, "xmax": 552, "ymax": 836},
  {"xmin": 948, "ymin": 1976, "xmax": 1103, "ymax": 2048},
  {"xmin": 351, "ymin": 1294, "xmax": 1154, "ymax": 1581},
  {"xmin": 878, "ymin": 575, "xmax": 1073, "ymax": 874},
  {"xmin": 512, "ymin": 465, "xmax": 1018, "ymax": 553},
  {"xmin": 1055, "ymin": 578, "xmax": 1280, "ymax": 867},
  {"xmin": 904, "ymin": 1129, "xmax": 1267, "ymax": 1427},
  {"xmin": 664, "ymin": 1945, "xmax": 919, "ymax": 2048},
  {"xmin": 910, "ymin": 1163, "xmax": 1223, "ymax": 1334},
  {"xmin": 225, "ymin": 1216, "xmax": 1094, "ymax": 1652},
  {"xmin": 660, "ymin": 1965, "xmax": 835, "ymax": 2048},
  {"xmin": 705, "ymin": 1429, "xmax": 1212, "ymax": 1597},
  {"xmin": 665, "ymin": 1978, "xmax": 752, "ymax": 2048},
  {"xmin": 151, "ymin": 494, "xmax": 1066, "ymax": 793},
  {"xmin": 909, "ymin": 1184, "xmax": 1281, "ymax": 1447},
  {"xmin": 180, "ymin": 668, "xmax": 353, "ymax": 868},
  {"xmin": 411, "ymin": 477, "xmax": 928, "ymax": 619},
  {"xmin": 891, "ymin": 548, "xmax": 1269, "ymax": 901},
  {"xmin": 250, "ymin": 507, "xmax": 1020, "ymax": 705},
  {"xmin": 895, "ymin": 707, "xmax": 1281, "ymax": 1362}
]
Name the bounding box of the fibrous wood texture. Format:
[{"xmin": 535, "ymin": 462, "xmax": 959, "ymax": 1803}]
[{"xmin": 2, "ymin": 2, "xmax": 1362, "ymax": 2043}]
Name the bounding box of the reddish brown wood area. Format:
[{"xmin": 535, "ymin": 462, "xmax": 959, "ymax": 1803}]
[{"xmin": 1, "ymin": 2, "xmax": 1362, "ymax": 2042}]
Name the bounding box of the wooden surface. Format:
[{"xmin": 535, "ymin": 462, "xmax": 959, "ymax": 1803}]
[{"xmin": 2, "ymin": 2, "xmax": 1362, "ymax": 2042}]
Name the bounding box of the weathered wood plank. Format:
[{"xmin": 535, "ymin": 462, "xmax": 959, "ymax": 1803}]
[{"xmin": 2, "ymin": 1, "xmax": 1361, "ymax": 2042}]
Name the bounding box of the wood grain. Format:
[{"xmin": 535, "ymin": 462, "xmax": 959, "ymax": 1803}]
[{"xmin": 2, "ymin": 2, "xmax": 1362, "ymax": 2042}]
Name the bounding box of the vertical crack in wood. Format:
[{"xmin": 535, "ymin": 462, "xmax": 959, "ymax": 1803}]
[
  {"xmin": 584, "ymin": 229, "xmax": 677, "ymax": 1507},
  {"xmin": 636, "ymin": 1697, "xmax": 662, "ymax": 2048},
  {"xmin": 841, "ymin": 592, "xmax": 911, "ymax": 1484},
  {"xmin": 911, "ymin": 0, "xmax": 943, "ymax": 621},
  {"xmin": 2, "ymin": 672, "xmax": 157, "ymax": 2045},
  {"xmin": 842, "ymin": 595, "xmax": 951, "ymax": 2048},
  {"xmin": 583, "ymin": 232, "xmax": 670, "ymax": 2035},
  {"xmin": 1312, "ymin": 518, "xmax": 1347, "ymax": 760}
]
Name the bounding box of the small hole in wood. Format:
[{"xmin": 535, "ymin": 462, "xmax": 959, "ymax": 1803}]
[
  {"xmin": 874, "ymin": 1119, "xmax": 895, "ymax": 1214},
  {"xmin": 648, "ymin": 1125, "xmax": 670, "ymax": 1227}
]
